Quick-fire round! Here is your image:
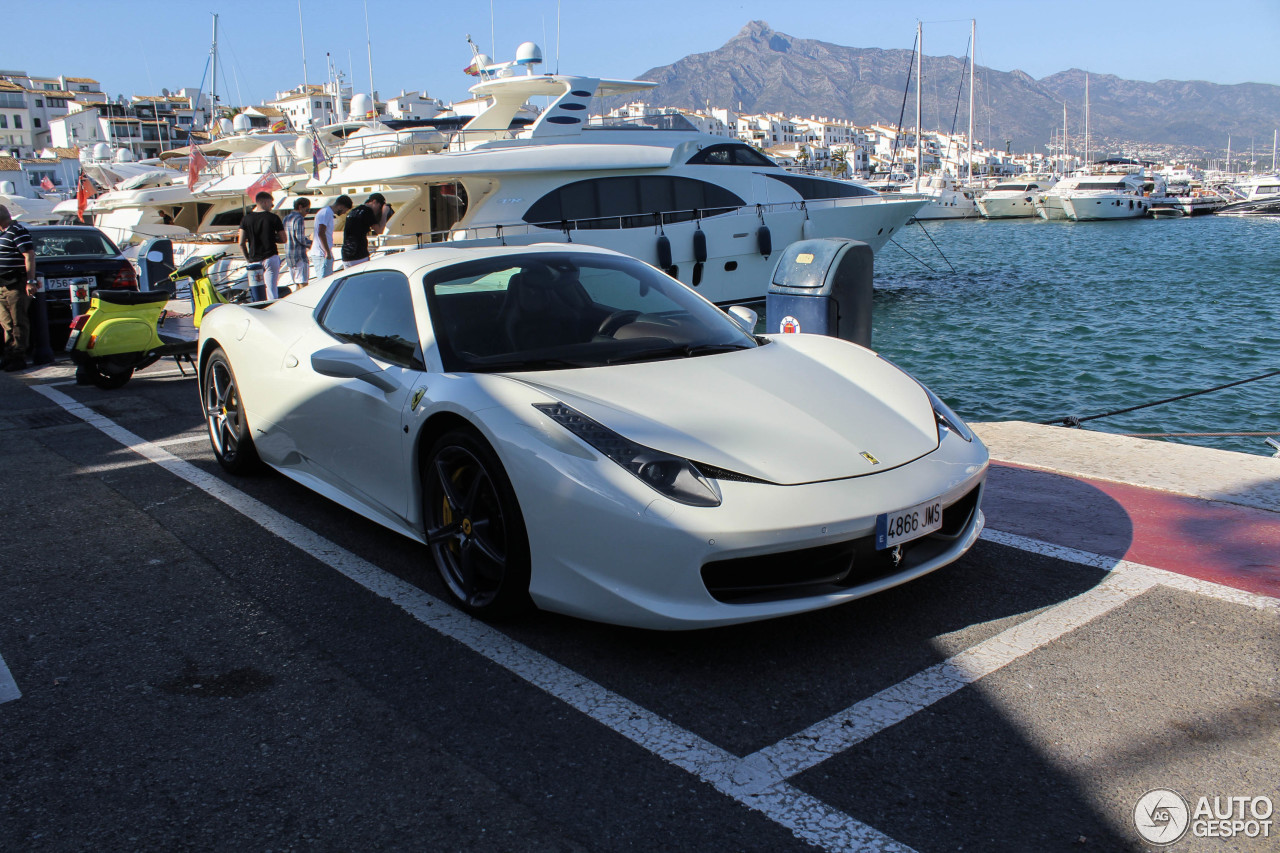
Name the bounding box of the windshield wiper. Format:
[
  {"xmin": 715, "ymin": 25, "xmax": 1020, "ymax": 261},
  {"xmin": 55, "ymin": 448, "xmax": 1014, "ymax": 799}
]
[
  {"xmin": 478, "ymin": 356, "xmax": 592, "ymax": 372},
  {"xmin": 605, "ymin": 343, "xmax": 752, "ymax": 365}
]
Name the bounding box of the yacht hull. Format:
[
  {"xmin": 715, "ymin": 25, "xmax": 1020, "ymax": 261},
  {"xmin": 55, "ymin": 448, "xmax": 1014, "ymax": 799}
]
[
  {"xmin": 977, "ymin": 195, "xmax": 1038, "ymax": 219},
  {"xmin": 1061, "ymin": 195, "xmax": 1148, "ymax": 221}
]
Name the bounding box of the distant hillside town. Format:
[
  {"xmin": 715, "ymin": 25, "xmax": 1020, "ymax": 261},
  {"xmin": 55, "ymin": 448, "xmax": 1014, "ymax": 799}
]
[{"xmin": 0, "ymin": 56, "xmax": 1269, "ymax": 206}]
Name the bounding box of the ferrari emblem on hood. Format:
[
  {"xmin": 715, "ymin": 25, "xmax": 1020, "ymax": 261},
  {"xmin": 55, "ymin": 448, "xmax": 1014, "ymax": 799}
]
[{"xmin": 860, "ymin": 451, "xmax": 880, "ymax": 465}]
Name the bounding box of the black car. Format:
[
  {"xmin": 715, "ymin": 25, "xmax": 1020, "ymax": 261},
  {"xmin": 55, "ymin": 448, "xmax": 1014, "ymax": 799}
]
[{"xmin": 28, "ymin": 225, "xmax": 137, "ymax": 350}]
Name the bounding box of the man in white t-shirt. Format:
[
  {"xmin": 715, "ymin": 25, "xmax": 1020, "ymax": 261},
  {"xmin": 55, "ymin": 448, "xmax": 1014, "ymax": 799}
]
[{"xmin": 310, "ymin": 194, "xmax": 352, "ymax": 280}]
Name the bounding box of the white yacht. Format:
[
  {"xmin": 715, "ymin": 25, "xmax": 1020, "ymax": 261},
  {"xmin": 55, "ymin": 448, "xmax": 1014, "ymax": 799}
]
[
  {"xmin": 1034, "ymin": 174, "xmax": 1086, "ymax": 220},
  {"xmin": 912, "ymin": 173, "xmax": 980, "ymax": 220},
  {"xmin": 976, "ymin": 176, "xmax": 1057, "ymax": 219},
  {"xmin": 1216, "ymin": 176, "xmax": 1280, "ymax": 216},
  {"xmin": 309, "ymin": 44, "xmax": 926, "ymax": 304},
  {"xmin": 1060, "ymin": 172, "xmax": 1152, "ymax": 221}
]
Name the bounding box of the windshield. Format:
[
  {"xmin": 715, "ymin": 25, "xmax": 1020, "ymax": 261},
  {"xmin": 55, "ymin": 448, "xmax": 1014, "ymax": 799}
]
[
  {"xmin": 32, "ymin": 229, "xmax": 120, "ymax": 258},
  {"xmin": 425, "ymin": 251, "xmax": 759, "ymax": 372}
]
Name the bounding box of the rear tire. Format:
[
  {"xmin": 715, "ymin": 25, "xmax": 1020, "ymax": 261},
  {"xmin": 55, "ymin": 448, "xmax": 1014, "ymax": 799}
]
[
  {"xmin": 422, "ymin": 428, "xmax": 531, "ymax": 619},
  {"xmin": 202, "ymin": 347, "xmax": 260, "ymax": 474},
  {"xmin": 87, "ymin": 365, "xmax": 133, "ymax": 390}
]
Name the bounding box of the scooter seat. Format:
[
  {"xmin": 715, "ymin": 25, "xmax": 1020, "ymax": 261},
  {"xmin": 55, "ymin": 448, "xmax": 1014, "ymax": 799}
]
[{"xmin": 94, "ymin": 289, "xmax": 170, "ymax": 306}]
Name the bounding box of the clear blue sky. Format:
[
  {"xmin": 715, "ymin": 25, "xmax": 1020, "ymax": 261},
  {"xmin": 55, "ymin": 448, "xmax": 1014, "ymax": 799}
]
[{"xmin": 7, "ymin": 0, "xmax": 1278, "ymax": 106}]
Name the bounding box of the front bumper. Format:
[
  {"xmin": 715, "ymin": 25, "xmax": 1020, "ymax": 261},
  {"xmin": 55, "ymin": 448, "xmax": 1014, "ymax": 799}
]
[{"xmin": 493, "ymin": 410, "xmax": 989, "ymax": 630}]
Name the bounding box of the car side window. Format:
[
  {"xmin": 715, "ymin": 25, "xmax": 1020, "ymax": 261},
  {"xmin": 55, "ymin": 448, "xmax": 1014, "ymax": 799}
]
[{"xmin": 319, "ymin": 269, "xmax": 425, "ymax": 369}]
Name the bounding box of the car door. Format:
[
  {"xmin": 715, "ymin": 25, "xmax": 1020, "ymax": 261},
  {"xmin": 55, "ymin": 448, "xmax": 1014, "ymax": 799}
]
[{"xmin": 279, "ymin": 268, "xmax": 425, "ymax": 523}]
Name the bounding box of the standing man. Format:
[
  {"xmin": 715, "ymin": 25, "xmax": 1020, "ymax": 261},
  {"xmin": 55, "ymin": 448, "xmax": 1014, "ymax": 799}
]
[
  {"xmin": 311, "ymin": 194, "xmax": 351, "ymax": 279},
  {"xmin": 340, "ymin": 192, "xmax": 391, "ymax": 268},
  {"xmin": 0, "ymin": 205, "xmax": 37, "ymax": 372},
  {"xmin": 238, "ymin": 191, "xmax": 285, "ymax": 298},
  {"xmin": 283, "ymin": 197, "xmax": 312, "ymax": 287}
]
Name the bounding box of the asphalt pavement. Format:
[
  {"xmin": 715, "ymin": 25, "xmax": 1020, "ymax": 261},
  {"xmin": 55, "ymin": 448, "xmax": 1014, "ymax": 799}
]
[{"xmin": 1, "ymin": 359, "xmax": 1276, "ymax": 853}]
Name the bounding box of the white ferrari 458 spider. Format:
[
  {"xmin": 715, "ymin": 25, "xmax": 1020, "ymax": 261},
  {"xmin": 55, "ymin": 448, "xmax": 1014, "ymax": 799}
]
[{"xmin": 197, "ymin": 244, "xmax": 988, "ymax": 629}]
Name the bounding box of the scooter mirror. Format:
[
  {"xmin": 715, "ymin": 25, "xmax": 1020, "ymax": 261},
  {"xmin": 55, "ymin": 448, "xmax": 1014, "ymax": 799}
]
[{"xmin": 146, "ymin": 251, "xmax": 166, "ymax": 263}]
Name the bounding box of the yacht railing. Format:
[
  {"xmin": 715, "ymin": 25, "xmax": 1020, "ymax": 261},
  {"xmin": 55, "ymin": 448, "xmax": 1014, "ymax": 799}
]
[
  {"xmin": 329, "ymin": 128, "xmax": 525, "ymax": 164},
  {"xmin": 375, "ymin": 195, "xmax": 915, "ymax": 250}
]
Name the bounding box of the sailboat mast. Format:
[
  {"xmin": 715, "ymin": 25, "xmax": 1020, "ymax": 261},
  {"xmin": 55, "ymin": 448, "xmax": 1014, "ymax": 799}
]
[
  {"xmin": 1273, "ymin": 128, "xmax": 1277, "ymax": 173},
  {"xmin": 1227, "ymin": 134, "xmax": 1232, "ymax": 175},
  {"xmin": 968, "ymin": 19, "xmax": 975, "ymax": 181},
  {"xmin": 210, "ymin": 13, "xmax": 218, "ymax": 131},
  {"xmin": 915, "ymin": 21, "xmax": 923, "ymax": 186},
  {"xmin": 364, "ymin": 0, "xmax": 375, "ymax": 109},
  {"xmin": 297, "ymin": 0, "xmax": 309, "ymax": 89},
  {"xmin": 1083, "ymin": 73, "xmax": 1090, "ymax": 169},
  {"xmin": 1062, "ymin": 101, "xmax": 1068, "ymax": 172}
]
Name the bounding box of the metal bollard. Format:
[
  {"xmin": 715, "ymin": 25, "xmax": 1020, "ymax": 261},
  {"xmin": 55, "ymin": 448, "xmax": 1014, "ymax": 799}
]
[{"xmin": 69, "ymin": 279, "xmax": 92, "ymax": 318}]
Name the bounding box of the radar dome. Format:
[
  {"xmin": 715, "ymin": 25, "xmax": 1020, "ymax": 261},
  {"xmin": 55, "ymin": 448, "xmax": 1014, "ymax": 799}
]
[
  {"xmin": 231, "ymin": 114, "xmax": 251, "ymax": 132},
  {"xmin": 92, "ymin": 142, "xmax": 112, "ymax": 161},
  {"xmin": 217, "ymin": 117, "xmax": 233, "ymax": 135},
  {"xmin": 515, "ymin": 42, "xmax": 543, "ymax": 66},
  {"xmin": 464, "ymin": 54, "xmax": 492, "ymax": 76},
  {"xmin": 114, "ymin": 149, "xmax": 135, "ymax": 163},
  {"xmin": 348, "ymin": 93, "xmax": 374, "ymax": 119},
  {"xmin": 294, "ymin": 137, "xmax": 312, "ymax": 162}
]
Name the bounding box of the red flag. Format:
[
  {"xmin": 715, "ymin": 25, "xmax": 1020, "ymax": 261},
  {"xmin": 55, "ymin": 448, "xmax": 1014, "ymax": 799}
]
[
  {"xmin": 40, "ymin": 175, "xmax": 54, "ymax": 191},
  {"xmin": 245, "ymin": 171, "xmax": 282, "ymax": 201},
  {"xmin": 187, "ymin": 147, "xmax": 208, "ymax": 192},
  {"xmin": 76, "ymin": 175, "xmax": 93, "ymax": 222}
]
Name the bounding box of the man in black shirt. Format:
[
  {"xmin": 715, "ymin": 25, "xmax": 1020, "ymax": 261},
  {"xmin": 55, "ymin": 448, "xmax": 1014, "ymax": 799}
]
[
  {"xmin": 0, "ymin": 205, "xmax": 37, "ymax": 371},
  {"xmin": 340, "ymin": 192, "xmax": 391, "ymax": 267},
  {"xmin": 238, "ymin": 191, "xmax": 285, "ymax": 297}
]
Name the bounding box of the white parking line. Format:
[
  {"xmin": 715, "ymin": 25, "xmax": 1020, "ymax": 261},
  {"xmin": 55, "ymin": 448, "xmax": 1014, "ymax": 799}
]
[
  {"xmin": 744, "ymin": 569, "xmax": 1157, "ymax": 783},
  {"xmin": 33, "ymin": 384, "xmax": 915, "ymax": 853},
  {"xmin": 0, "ymin": 653, "xmax": 20, "ymax": 704}
]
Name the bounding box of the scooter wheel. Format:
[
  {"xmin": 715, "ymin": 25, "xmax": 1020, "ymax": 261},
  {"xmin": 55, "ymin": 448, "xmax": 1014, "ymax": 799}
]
[{"xmin": 89, "ymin": 366, "xmax": 133, "ymax": 390}]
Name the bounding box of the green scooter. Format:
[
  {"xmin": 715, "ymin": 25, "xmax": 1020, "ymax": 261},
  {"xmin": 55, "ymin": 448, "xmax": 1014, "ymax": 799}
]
[{"xmin": 67, "ymin": 252, "xmax": 231, "ymax": 389}]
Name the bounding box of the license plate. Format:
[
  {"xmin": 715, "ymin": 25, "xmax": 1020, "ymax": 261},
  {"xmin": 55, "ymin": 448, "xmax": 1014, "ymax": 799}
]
[
  {"xmin": 876, "ymin": 498, "xmax": 944, "ymax": 550},
  {"xmin": 65, "ymin": 329, "xmax": 79, "ymax": 352},
  {"xmin": 47, "ymin": 276, "xmax": 92, "ymax": 290}
]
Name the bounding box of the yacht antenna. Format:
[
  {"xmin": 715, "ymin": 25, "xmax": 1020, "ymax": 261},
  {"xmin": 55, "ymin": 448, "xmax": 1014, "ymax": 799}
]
[
  {"xmin": 556, "ymin": 0, "xmax": 562, "ymax": 74},
  {"xmin": 1272, "ymin": 128, "xmax": 1276, "ymax": 173},
  {"xmin": 297, "ymin": 0, "xmax": 309, "ymax": 89},
  {"xmin": 364, "ymin": 0, "xmax": 375, "ymax": 106},
  {"xmin": 1227, "ymin": 134, "xmax": 1231, "ymax": 175},
  {"xmin": 490, "ymin": 0, "xmax": 496, "ymax": 59}
]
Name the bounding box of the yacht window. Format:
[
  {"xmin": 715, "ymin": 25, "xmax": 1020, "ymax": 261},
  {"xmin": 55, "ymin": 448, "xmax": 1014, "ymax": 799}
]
[
  {"xmin": 765, "ymin": 173, "xmax": 879, "ymax": 199},
  {"xmin": 1077, "ymin": 181, "xmax": 1130, "ymax": 191},
  {"xmin": 523, "ymin": 176, "xmax": 745, "ymax": 230},
  {"xmin": 208, "ymin": 208, "xmax": 246, "ymax": 228},
  {"xmin": 319, "ymin": 269, "xmax": 424, "ymax": 369},
  {"xmin": 1256, "ymin": 185, "xmax": 1280, "ymax": 195},
  {"xmin": 993, "ymin": 183, "xmax": 1029, "ymax": 191},
  {"xmin": 686, "ymin": 144, "xmax": 776, "ymax": 167}
]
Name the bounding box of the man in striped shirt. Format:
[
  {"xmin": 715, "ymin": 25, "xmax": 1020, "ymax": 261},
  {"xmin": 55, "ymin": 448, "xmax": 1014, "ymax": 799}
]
[
  {"xmin": 283, "ymin": 197, "xmax": 312, "ymax": 287},
  {"xmin": 0, "ymin": 205, "xmax": 37, "ymax": 371}
]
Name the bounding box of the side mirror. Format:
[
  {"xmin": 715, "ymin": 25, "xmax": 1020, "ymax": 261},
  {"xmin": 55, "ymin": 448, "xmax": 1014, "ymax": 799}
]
[
  {"xmin": 311, "ymin": 343, "xmax": 399, "ymax": 392},
  {"xmin": 727, "ymin": 305, "xmax": 758, "ymax": 334},
  {"xmin": 145, "ymin": 250, "xmax": 166, "ymax": 263}
]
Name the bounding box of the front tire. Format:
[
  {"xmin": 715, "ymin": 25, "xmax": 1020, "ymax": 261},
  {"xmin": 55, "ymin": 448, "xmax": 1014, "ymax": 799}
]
[
  {"xmin": 84, "ymin": 363, "xmax": 134, "ymax": 389},
  {"xmin": 202, "ymin": 347, "xmax": 260, "ymax": 474},
  {"xmin": 422, "ymin": 428, "xmax": 531, "ymax": 618}
]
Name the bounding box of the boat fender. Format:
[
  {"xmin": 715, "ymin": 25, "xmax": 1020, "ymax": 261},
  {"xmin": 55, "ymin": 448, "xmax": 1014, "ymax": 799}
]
[
  {"xmin": 757, "ymin": 224, "xmax": 772, "ymax": 258},
  {"xmin": 656, "ymin": 233, "xmax": 672, "ymax": 268},
  {"xmin": 692, "ymin": 224, "xmax": 707, "ymax": 263},
  {"xmin": 692, "ymin": 261, "xmax": 703, "ymax": 287},
  {"xmin": 800, "ymin": 201, "xmax": 814, "ymax": 239}
]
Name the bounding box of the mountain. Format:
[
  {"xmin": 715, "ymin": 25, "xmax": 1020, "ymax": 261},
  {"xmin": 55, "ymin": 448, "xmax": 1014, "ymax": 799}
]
[{"xmin": 628, "ymin": 21, "xmax": 1280, "ymax": 155}]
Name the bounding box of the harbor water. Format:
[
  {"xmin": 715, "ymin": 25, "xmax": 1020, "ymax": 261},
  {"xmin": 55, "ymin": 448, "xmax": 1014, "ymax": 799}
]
[{"xmin": 860, "ymin": 214, "xmax": 1277, "ymax": 457}]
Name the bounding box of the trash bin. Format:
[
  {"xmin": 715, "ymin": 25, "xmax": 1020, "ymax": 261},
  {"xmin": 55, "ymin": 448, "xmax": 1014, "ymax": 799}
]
[
  {"xmin": 765, "ymin": 238, "xmax": 873, "ymax": 347},
  {"xmin": 246, "ymin": 262, "xmax": 266, "ymax": 302}
]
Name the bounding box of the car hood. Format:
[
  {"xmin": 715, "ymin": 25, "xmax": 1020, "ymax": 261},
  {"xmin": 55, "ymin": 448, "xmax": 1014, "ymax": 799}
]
[{"xmin": 513, "ymin": 334, "xmax": 939, "ymax": 485}]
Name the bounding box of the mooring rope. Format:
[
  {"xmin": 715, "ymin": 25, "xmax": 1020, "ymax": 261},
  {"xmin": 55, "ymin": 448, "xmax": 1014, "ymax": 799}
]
[
  {"xmin": 912, "ymin": 218, "xmax": 958, "ymax": 274},
  {"xmin": 1042, "ymin": 368, "xmax": 1280, "ymax": 427},
  {"xmin": 1114, "ymin": 431, "xmax": 1280, "ymax": 438},
  {"xmin": 888, "ymin": 236, "xmax": 937, "ymax": 272}
]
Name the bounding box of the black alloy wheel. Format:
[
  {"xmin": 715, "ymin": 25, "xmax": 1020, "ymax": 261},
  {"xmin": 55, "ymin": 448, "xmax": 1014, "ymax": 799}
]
[
  {"xmin": 203, "ymin": 347, "xmax": 260, "ymax": 474},
  {"xmin": 423, "ymin": 429, "xmax": 531, "ymax": 618}
]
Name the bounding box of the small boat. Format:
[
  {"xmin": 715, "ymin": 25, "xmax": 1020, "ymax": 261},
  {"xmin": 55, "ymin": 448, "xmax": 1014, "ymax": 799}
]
[{"xmin": 1216, "ymin": 177, "xmax": 1280, "ymax": 216}]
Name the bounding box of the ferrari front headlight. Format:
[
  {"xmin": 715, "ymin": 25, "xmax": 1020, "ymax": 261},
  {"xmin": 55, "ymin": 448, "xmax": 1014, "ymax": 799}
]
[
  {"xmin": 924, "ymin": 386, "xmax": 974, "ymax": 442},
  {"xmin": 534, "ymin": 402, "xmax": 722, "ymax": 507}
]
